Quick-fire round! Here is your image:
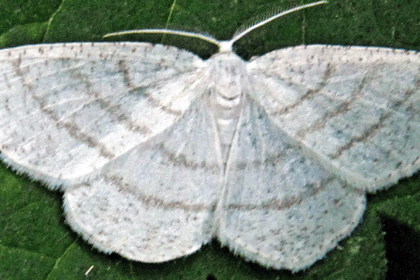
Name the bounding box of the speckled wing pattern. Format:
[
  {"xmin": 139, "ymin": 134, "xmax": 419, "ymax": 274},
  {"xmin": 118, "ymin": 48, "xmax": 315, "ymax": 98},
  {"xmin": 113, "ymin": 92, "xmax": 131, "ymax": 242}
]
[
  {"xmin": 0, "ymin": 42, "xmax": 419, "ymax": 273},
  {"xmin": 0, "ymin": 42, "xmax": 204, "ymax": 187},
  {"xmin": 248, "ymin": 45, "xmax": 420, "ymax": 192},
  {"xmin": 217, "ymin": 97, "xmax": 366, "ymax": 270},
  {"xmin": 64, "ymin": 97, "xmax": 224, "ymax": 262}
]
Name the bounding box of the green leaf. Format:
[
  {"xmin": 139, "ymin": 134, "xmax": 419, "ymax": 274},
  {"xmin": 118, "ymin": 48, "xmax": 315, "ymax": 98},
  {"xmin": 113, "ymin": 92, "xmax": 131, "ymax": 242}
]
[{"xmin": 1, "ymin": 0, "xmax": 419, "ymax": 279}]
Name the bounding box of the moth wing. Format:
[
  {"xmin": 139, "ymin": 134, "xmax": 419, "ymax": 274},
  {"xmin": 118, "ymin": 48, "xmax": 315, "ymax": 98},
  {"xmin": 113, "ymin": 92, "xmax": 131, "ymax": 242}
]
[
  {"xmin": 0, "ymin": 42, "xmax": 205, "ymax": 188},
  {"xmin": 247, "ymin": 45, "xmax": 420, "ymax": 192},
  {"xmin": 217, "ymin": 100, "xmax": 366, "ymax": 271},
  {"xmin": 64, "ymin": 98, "xmax": 224, "ymax": 262}
]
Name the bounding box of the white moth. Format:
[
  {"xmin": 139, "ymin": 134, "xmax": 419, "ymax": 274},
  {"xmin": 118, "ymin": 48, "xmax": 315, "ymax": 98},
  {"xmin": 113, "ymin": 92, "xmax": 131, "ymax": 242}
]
[{"xmin": 0, "ymin": 1, "xmax": 419, "ymax": 272}]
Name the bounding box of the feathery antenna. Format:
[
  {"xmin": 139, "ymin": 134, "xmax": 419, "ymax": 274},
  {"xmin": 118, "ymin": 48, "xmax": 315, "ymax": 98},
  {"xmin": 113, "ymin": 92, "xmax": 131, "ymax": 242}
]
[{"xmin": 103, "ymin": 1, "xmax": 327, "ymax": 52}]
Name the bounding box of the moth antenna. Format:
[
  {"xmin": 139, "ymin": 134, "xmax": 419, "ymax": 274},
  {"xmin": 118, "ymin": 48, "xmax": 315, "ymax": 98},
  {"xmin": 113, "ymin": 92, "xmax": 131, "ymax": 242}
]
[
  {"xmin": 104, "ymin": 29, "xmax": 221, "ymax": 49},
  {"xmin": 230, "ymin": 0, "xmax": 327, "ymax": 45},
  {"xmin": 103, "ymin": 1, "xmax": 327, "ymax": 53}
]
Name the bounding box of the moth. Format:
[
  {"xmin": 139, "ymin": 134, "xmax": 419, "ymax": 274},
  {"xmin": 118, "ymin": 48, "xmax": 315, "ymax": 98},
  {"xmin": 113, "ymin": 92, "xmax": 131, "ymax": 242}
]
[{"xmin": 0, "ymin": 1, "xmax": 419, "ymax": 272}]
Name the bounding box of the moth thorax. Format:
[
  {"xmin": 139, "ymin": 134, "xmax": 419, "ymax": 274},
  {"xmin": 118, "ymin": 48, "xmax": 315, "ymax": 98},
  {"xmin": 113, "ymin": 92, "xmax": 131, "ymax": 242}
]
[
  {"xmin": 207, "ymin": 53, "xmax": 248, "ymax": 120},
  {"xmin": 206, "ymin": 53, "xmax": 249, "ymax": 163}
]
